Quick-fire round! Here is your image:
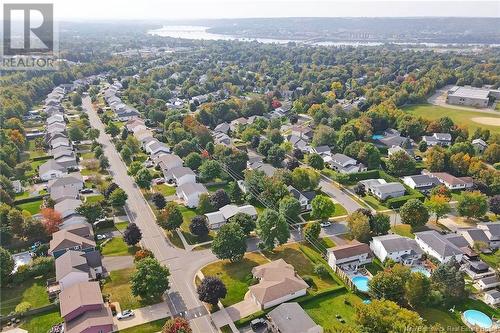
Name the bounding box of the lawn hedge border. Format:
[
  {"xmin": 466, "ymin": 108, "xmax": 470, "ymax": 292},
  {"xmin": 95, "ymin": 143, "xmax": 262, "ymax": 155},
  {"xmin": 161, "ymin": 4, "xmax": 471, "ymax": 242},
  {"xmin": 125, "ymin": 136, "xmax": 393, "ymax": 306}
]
[
  {"xmin": 31, "ymin": 155, "xmax": 52, "ymax": 162},
  {"xmin": 14, "ymin": 195, "xmax": 46, "ymax": 205}
]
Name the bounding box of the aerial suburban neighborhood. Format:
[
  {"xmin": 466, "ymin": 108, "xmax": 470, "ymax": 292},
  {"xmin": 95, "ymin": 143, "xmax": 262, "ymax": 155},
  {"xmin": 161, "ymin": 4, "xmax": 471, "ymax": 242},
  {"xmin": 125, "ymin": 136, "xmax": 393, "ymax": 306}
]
[{"xmin": 1, "ymin": 3, "xmax": 500, "ymax": 333}]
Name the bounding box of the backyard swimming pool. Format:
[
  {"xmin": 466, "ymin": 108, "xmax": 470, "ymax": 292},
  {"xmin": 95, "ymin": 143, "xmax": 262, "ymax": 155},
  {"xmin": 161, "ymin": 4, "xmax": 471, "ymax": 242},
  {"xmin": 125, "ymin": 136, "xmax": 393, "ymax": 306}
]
[
  {"xmin": 372, "ymin": 134, "xmax": 384, "ymax": 140},
  {"xmin": 352, "ymin": 276, "xmax": 370, "ymax": 293},
  {"xmin": 411, "ymin": 266, "xmax": 431, "ymax": 277},
  {"xmin": 463, "ymin": 310, "xmax": 493, "ymax": 329}
]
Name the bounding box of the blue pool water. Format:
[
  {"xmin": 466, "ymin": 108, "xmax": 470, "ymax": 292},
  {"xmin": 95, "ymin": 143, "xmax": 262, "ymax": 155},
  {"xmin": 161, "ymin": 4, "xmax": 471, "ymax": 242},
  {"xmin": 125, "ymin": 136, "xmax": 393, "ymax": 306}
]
[
  {"xmin": 411, "ymin": 266, "xmax": 431, "ymax": 277},
  {"xmin": 362, "ymin": 299, "xmax": 371, "ymax": 304},
  {"xmin": 352, "ymin": 276, "xmax": 370, "ymax": 292},
  {"xmin": 372, "ymin": 134, "xmax": 384, "ymax": 140},
  {"xmin": 463, "ymin": 310, "xmax": 493, "ymax": 329}
]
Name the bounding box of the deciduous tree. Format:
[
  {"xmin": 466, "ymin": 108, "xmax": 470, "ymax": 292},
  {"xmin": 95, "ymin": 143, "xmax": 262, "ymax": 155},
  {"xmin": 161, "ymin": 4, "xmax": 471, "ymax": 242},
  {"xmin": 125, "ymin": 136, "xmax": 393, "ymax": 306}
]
[
  {"xmin": 228, "ymin": 212, "xmax": 255, "ymax": 236},
  {"xmin": 303, "ymin": 222, "xmax": 321, "ymax": 244},
  {"xmin": 256, "ymin": 209, "xmax": 290, "ymax": 250},
  {"xmin": 211, "ymin": 222, "xmax": 247, "ymax": 262},
  {"xmin": 311, "ymin": 195, "xmax": 336, "ymax": 221},
  {"xmin": 457, "ymin": 191, "xmax": 488, "ymax": 220},
  {"xmin": 189, "ymin": 215, "xmax": 209, "ymax": 237},
  {"xmin": 123, "ymin": 223, "xmax": 142, "ymax": 246},
  {"xmin": 131, "ymin": 257, "xmax": 170, "ymax": 301},
  {"xmin": 347, "ymin": 211, "xmax": 371, "ymax": 242},
  {"xmin": 399, "ymin": 199, "xmax": 429, "ymax": 230},
  {"xmin": 424, "ymin": 195, "xmax": 451, "ymax": 222},
  {"xmin": 197, "ymin": 276, "xmax": 227, "ymax": 306},
  {"xmin": 157, "ymin": 202, "xmax": 183, "ymax": 230},
  {"xmin": 40, "ymin": 208, "xmax": 62, "ymax": 234}
]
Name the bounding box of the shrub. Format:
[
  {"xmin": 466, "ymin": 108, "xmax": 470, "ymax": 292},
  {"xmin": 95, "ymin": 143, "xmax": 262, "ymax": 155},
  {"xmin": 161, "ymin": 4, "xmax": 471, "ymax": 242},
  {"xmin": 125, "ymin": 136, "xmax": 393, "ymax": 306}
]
[
  {"xmin": 313, "ymin": 264, "xmax": 330, "ymax": 278},
  {"xmin": 15, "ymin": 301, "xmax": 32, "ymax": 315},
  {"xmin": 302, "ymin": 275, "xmax": 314, "ymax": 287}
]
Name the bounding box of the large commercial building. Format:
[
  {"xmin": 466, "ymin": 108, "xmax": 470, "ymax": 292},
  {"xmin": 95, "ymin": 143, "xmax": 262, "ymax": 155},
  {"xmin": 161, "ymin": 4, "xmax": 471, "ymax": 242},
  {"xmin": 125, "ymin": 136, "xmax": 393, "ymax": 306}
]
[{"xmin": 446, "ymin": 86, "xmax": 499, "ymax": 108}]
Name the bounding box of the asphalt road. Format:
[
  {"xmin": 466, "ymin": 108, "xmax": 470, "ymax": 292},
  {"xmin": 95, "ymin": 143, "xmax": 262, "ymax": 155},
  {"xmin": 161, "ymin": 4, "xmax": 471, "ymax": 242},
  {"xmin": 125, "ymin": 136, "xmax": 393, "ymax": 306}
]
[
  {"xmin": 83, "ymin": 97, "xmax": 218, "ymax": 333},
  {"xmin": 319, "ymin": 177, "xmax": 362, "ymax": 213}
]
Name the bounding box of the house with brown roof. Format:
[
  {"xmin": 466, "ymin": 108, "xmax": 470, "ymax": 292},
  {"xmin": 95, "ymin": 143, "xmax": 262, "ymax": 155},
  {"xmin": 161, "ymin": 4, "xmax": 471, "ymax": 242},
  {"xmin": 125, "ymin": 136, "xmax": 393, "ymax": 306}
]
[
  {"xmin": 59, "ymin": 281, "xmax": 114, "ymax": 333},
  {"xmin": 327, "ymin": 241, "xmax": 373, "ymax": 269},
  {"xmin": 49, "ymin": 223, "xmax": 96, "ymax": 258},
  {"xmin": 249, "ymin": 259, "xmax": 309, "ymax": 309},
  {"xmin": 425, "ymin": 171, "xmax": 473, "ymax": 190}
]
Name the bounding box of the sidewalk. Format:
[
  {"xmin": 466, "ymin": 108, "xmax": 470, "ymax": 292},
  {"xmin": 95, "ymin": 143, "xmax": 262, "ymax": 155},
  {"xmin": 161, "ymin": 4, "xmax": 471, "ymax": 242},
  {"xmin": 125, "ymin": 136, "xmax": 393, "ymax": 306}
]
[{"xmin": 113, "ymin": 301, "xmax": 171, "ymax": 331}]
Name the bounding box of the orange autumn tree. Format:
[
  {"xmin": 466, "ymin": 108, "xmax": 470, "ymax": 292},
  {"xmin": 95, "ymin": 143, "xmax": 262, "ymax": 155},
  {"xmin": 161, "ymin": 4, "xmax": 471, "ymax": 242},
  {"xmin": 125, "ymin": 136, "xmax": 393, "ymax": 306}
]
[
  {"xmin": 162, "ymin": 317, "xmax": 191, "ymax": 333},
  {"xmin": 41, "ymin": 208, "xmax": 62, "ymax": 234}
]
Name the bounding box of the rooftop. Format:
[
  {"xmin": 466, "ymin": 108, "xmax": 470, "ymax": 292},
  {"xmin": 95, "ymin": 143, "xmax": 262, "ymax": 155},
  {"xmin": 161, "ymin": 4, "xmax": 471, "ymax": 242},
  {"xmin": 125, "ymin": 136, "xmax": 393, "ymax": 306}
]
[
  {"xmin": 268, "ymin": 303, "xmax": 321, "ymax": 333},
  {"xmin": 448, "ymin": 86, "xmax": 490, "ymax": 100}
]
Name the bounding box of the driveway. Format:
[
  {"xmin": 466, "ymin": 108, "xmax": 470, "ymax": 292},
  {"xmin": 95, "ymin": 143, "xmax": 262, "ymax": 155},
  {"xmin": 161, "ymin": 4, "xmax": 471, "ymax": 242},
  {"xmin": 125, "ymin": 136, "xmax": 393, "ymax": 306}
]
[
  {"xmin": 113, "ymin": 302, "xmax": 171, "ymax": 331},
  {"xmin": 102, "ymin": 255, "xmax": 134, "ymax": 272},
  {"xmin": 224, "ymin": 292, "xmax": 261, "ymax": 322}
]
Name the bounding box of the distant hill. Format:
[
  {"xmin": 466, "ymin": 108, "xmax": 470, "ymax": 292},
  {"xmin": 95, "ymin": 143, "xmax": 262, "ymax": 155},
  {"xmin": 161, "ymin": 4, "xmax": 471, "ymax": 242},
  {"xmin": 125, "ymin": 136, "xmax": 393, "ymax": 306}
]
[{"xmin": 185, "ymin": 17, "xmax": 500, "ymax": 44}]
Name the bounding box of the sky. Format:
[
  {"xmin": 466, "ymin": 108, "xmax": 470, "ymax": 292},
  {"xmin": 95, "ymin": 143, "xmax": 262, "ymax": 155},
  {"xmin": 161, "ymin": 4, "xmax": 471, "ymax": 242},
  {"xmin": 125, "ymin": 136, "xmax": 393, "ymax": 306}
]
[{"xmin": 4, "ymin": 0, "xmax": 500, "ymax": 20}]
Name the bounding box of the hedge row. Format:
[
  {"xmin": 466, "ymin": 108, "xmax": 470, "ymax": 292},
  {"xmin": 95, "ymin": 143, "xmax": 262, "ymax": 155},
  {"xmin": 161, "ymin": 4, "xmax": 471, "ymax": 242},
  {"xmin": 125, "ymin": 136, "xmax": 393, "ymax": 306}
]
[
  {"xmin": 347, "ymin": 170, "xmax": 380, "ymax": 182},
  {"xmin": 31, "ymin": 155, "xmax": 52, "ymax": 162},
  {"xmin": 13, "ymin": 195, "xmax": 46, "ymax": 205},
  {"xmin": 386, "ymin": 193, "xmax": 425, "ymax": 209}
]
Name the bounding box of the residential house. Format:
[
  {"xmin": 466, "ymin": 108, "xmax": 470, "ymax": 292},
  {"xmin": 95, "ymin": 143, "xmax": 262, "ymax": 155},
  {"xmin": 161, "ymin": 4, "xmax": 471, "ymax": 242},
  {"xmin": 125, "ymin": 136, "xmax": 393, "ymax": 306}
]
[
  {"xmin": 49, "ymin": 223, "xmax": 96, "ymax": 258},
  {"xmin": 145, "ymin": 140, "xmax": 170, "ymax": 156},
  {"xmin": 422, "ymin": 133, "xmax": 452, "ymax": 147},
  {"xmin": 213, "ymin": 132, "xmax": 231, "ymax": 146},
  {"xmin": 483, "ymin": 289, "xmax": 500, "ymax": 306},
  {"xmin": 51, "ymin": 186, "xmax": 80, "ymax": 203},
  {"xmin": 375, "ymin": 133, "xmax": 413, "ymax": 151},
  {"xmin": 249, "ymin": 259, "xmax": 309, "ymax": 309},
  {"xmin": 54, "ymin": 198, "xmax": 82, "ymax": 219},
  {"xmin": 327, "ymin": 241, "xmax": 373, "ymax": 269},
  {"xmin": 47, "ymin": 113, "xmax": 65, "ymax": 126},
  {"xmin": 358, "ymin": 179, "xmax": 405, "ymax": 200},
  {"xmin": 230, "ymin": 117, "xmax": 249, "ymax": 132},
  {"xmin": 51, "ymin": 147, "xmax": 77, "ymax": 169},
  {"xmin": 472, "ymin": 139, "xmax": 488, "ymax": 153},
  {"xmin": 50, "ymin": 136, "xmax": 72, "ymax": 150},
  {"xmin": 326, "ymin": 153, "xmax": 367, "ymax": 174},
  {"xmin": 205, "ymin": 204, "xmax": 258, "ymax": 229},
  {"xmin": 286, "ymin": 134, "xmax": 311, "ymax": 153},
  {"xmin": 55, "ymin": 250, "xmax": 102, "ymax": 290},
  {"xmin": 425, "ymin": 171, "xmax": 474, "ymax": 190},
  {"xmin": 477, "ymin": 223, "xmax": 500, "ymax": 249},
  {"xmin": 370, "ymin": 234, "xmax": 423, "ymax": 265},
  {"xmin": 475, "ymin": 276, "xmax": 500, "ymax": 291},
  {"xmin": 39, "ymin": 159, "xmax": 67, "ymax": 181},
  {"xmin": 60, "ymin": 216, "xmax": 89, "ymax": 230},
  {"xmin": 388, "ymin": 145, "xmax": 410, "ymax": 156},
  {"xmin": 458, "ymin": 227, "xmax": 492, "ymax": 250},
  {"xmin": 116, "ymin": 108, "xmax": 140, "ymax": 121},
  {"xmin": 414, "ymin": 230, "xmax": 464, "ymax": 263},
  {"xmin": 59, "ymin": 282, "xmax": 114, "ymax": 333},
  {"xmin": 311, "ymin": 146, "xmax": 331, "ymax": 157},
  {"xmin": 47, "ymin": 122, "xmax": 67, "ymax": 135},
  {"xmin": 443, "ymin": 234, "xmax": 477, "ymax": 259},
  {"xmin": 126, "ymin": 118, "xmax": 146, "ymax": 133},
  {"xmin": 267, "ymin": 303, "xmax": 323, "ymax": 333},
  {"xmin": 176, "ymin": 183, "xmax": 208, "ymax": 208},
  {"xmin": 291, "ymin": 125, "xmax": 313, "ymax": 142},
  {"xmin": 287, "ymin": 185, "xmax": 316, "ymax": 211},
  {"xmin": 462, "ymin": 260, "xmax": 495, "ymax": 280},
  {"xmin": 402, "ymin": 174, "xmax": 441, "ymax": 192},
  {"xmin": 164, "ymin": 166, "xmax": 196, "ymax": 186},
  {"xmin": 48, "ymin": 173, "xmax": 84, "ymax": 193},
  {"xmin": 214, "ymin": 122, "xmax": 230, "ymax": 134},
  {"xmin": 156, "ymin": 153, "xmax": 183, "ymax": 171}
]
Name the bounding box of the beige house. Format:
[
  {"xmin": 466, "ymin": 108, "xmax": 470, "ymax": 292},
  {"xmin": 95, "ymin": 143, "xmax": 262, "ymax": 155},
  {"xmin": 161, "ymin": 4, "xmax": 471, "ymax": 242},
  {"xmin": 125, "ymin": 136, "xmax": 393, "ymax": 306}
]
[
  {"xmin": 249, "ymin": 259, "xmax": 308, "ymax": 309},
  {"xmin": 267, "ymin": 303, "xmax": 323, "ymax": 333}
]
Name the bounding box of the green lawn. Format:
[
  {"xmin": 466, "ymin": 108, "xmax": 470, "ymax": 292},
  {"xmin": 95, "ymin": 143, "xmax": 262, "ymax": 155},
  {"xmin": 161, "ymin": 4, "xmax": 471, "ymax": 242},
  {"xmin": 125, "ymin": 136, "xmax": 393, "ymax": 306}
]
[
  {"xmin": 264, "ymin": 243, "xmax": 339, "ymax": 292},
  {"xmin": 391, "ymin": 224, "xmax": 415, "ymax": 239},
  {"xmin": 20, "ymin": 309, "xmax": 62, "ymax": 333},
  {"xmin": 302, "ymin": 289, "xmax": 362, "ymax": 332},
  {"xmin": 100, "ymin": 237, "xmax": 138, "ymax": 256},
  {"xmin": 16, "ymin": 199, "xmax": 43, "ymax": 215},
  {"xmin": 480, "ymin": 250, "xmax": 500, "ymax": 269},
  {"xmin": 85, "ymin": 194, "xmax": 104, "ymax": 203},
  {"xmin": 179, "ymin": 205, "xmax": 214, "ymax": 245},
  {"xmin": 15, "ymin": 191, "xmax": 31, "ymax": 200},
  {"xmin": 417, "ymin": 307, "xmax": 464, "ymax": 329},
  {"xmin": 201, "ymin": 252, "xmax": 269, "ymax": 306},
  {"xmin": 102, "ymin": 268, "xmax": 144, "ymax": 309},
  {"xmin": 81, "ymin": 151, "xmax": 95, "ymax": 160},
  {"xmin": 153, "ymin": 184, "xmax": 176, "ymax": 196},
  {"xmin": 362, "ymin": 195, "xmax": 389, "ymax": 211},
  {"xmin": 206, "ymin": 182, "xmax": 230, "ymax": 193},
  {"xmin": 118, "ymin": 318, "xmax": 169, "ymax": 333},
  {"xmin": 301, "ymin": 203, "xmax": 348, "ymax": 221},
  {"xmin": 365, "ymin": 258, "xmax": 385, "ymax": 275},
  {"xmin": 404, "ymin": 103, "xmax": 500, "ymax": 135},
  {"xmin": 96, "ymin": 221, "xmax": 129, "ymax": 234},
  {"xmin": 1, "ymin": 276, "xmax": 52, "ymax": 315}
]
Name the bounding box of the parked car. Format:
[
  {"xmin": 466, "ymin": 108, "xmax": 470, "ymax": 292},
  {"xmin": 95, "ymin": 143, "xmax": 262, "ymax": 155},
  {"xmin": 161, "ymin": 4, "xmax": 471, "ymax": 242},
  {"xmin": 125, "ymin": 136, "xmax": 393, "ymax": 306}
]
[
  {"xmin": 117, "ymin": 310, "xmax": 134, "ymax": 320},
  {"xmin": 79, "ymin": 188, "xmax": 93, "ymax": 194},
  {"xmin": 250, "ymin": 318, "xmax": 267, "ymax": 331},
  {"xmin": 96, "ymin": 234, "xmax": 107, "ymax": 240},
  {"xmin": 320, "ymin": 221, "xmax": 332, "ymax": 228},
  {"xmin": 414, "ymin": 156, "xmax": 422, "ymax": 161}
]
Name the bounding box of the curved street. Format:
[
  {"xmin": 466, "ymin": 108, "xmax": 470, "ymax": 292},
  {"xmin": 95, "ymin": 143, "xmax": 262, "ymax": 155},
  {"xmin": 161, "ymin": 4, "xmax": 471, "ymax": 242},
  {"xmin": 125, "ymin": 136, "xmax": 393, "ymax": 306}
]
[{"xmin": 83, "ymin": 96, "xmax": 218, "ymax": 333}]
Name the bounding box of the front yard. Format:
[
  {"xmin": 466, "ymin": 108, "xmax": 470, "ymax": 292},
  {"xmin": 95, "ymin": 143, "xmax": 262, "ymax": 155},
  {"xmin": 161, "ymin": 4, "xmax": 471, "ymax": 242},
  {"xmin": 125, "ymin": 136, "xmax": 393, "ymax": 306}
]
[
  {"xmin": 178, "ymin": 205, "xmax": 215, "ymax": 245},
  {"xmin": 20, "ymin": 309, "xmax": 62, "ymax": 333},
  {"xmin": 16, "ymin": 199, "xmax": 43, "ymax": 215},
  {"xmin": 102, "ymin": 267, "xmax": 144, "ymax": 309},
  {"xmin": 480, "ymin": 250, "xmax": 500, "ymax": 269},
  {"xmin": 100, "ymin": 237, "xmax": 138, "ymax": 256},
  {"xmin": 118, "ymin": 318, "xmax": 168, "ymax": 333}
]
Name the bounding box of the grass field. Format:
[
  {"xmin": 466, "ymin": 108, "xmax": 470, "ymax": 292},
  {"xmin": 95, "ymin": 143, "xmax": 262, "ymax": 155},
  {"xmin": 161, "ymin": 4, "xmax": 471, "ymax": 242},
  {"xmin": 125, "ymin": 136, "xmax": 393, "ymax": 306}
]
[
  {"xmin": 179, "ymin": 205, "xmax": 214, "ymax": 245},
  {"xmin": 20, "ymin": 309, "xmax": 62, "ymax": 333},
  {"xmin": 85, "ymin": 194, "xmax": 104, "ymax": 203},
  {"xmin": 302, "ymin": 289, "xmax": 362, "ymax": 332},
  {"xmin": 391, "ymin": 224, "xmax": 415, "ymax": 239},
  {"xmin": 480, "ymin": 250, "xmax": 500, "ymax": 269},
  {"xmin": 118, "ymin": 318, "xmax": 168, "ymax": 333},
  {"xmin": 404, "ymin": 104, "xmax": 500, "ymax": 135},
  {"xmin": 153, "ymin": 184, "xmax": 176, "ymax": 196},
  {"xmin": 362, "ymin": 195, "xmax": 389, "ymax": 211},
  {"xmin": 100, "ymin": 237, "xmax": 138, "ymax": 256},
  {"xmin": 102, "ymin": 268, "xmax": 144, "ymax": 309},
  {"xmin": 1, "ymin": 276, "xmax": 52, "ymax": 315},
  {"xmin": 16, "ymin": 199, "xmax": 43, "ymax": 215}
]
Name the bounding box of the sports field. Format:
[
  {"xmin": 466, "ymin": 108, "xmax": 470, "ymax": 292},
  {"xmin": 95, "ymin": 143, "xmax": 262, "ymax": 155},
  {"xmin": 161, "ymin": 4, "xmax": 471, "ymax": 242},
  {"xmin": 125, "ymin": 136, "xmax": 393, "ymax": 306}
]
[{"xmin": 403, "ymin": 104, "xmax": 500, "ymax": 135}]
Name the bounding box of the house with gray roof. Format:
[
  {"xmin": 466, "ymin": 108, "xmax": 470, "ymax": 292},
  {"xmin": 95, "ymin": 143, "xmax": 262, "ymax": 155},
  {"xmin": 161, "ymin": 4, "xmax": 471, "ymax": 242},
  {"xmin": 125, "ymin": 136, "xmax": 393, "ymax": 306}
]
[
  {"xmin": 414, "ymin": 230, "xmax": 464, "ymax": 263},
  {"xmin": 164, "ymin": 166, "xmax": 196, "ymax": 186},
  {"xmin": 326, "ymin": 153, "xmax": 366, "ymax": 174},
  {"xmin": 48, "ymin": 173, "xmax": 84, "ymax": 192},
  {"xmin": 176, "ymin": 182, "xmax": 208, "ymax": 208},
  {"xmin": 472, "ymin": 138, "xmax": 488, "ymax": 153},
  {"xmin": 51, "ymin": 146, "xmax": 77, "ymax": 169},
  {"xmin": 51, "ymin": 186, "xmax": 80, "ymax": 203},
  {"xmin": 214, "ymin": 122, "xmax": 230, "ymax": 134},
  {"xmin": 287, "ymin": 185, "xmax": 316, "ymax": 211},
  {"xmin": 39, "ymin": 159, "xmax": 67, "ymax": 181},
  {"xmin": 484, "ymin": 289, "xmax": 500, "ymax": 306},
  {"xmin": 55, "ymin": 250, "xmax": 102, "ymax": 290},
  {"xmin": 205, "ymin": 204, "xmax": 258, "ymax": 229},
  {"xmin": 286, "ymin": 134, "xmax": 311, "ymax": 153},
  {"xmin": 460, "ymin": 223, "xmax": 500, "ymax": 249},
  {"xmin": 422, "ymin": 133, "xmax": 452, "ymax": 147},
  {"xmin": 475, "ymin": 275, "xmax": 500, "ymax": 291},
  {"xmin": 268, "ymin": 303, "xmax": 323, "ymax": 333},
  {"xmin": 49, "ymin": 223, "xmax": 95, "ymax": 258},
  {"xmin": 54, "ymin": 198, "xmax": 83, "ymax": 219},
  {"xmin": 359, "ymin": 179, "xmax": 405, "ymax": 200},
  {"xmin": 370, "ymin": 234, "xmax": 423, "ymax": 264},
  {"xmin": 402, "ymin": 174, "xmax": 441, "ymax": 192}
]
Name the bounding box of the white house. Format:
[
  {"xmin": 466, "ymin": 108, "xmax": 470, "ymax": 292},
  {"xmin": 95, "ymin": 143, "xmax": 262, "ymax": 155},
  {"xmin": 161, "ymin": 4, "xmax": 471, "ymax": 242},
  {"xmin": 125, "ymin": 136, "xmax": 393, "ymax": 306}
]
[
  {"xmin": 359, "ymin": 179, "xmax": 405, "ymax": 200},
  {"xmin": 164, "ymin": 166, "xmax": 196, "ymax": 186},
  {"xmin": 474, "ymin": 276, "xmax": 500, "ymax": 291},
  {"xmin": 477, "ymin": 223, "xmax": 500, "ymax": 249},
  {"xmin": 422, "ymin": 133, "xmax": 452, "ymax": 147},
  {"xmin": 483, "ymin": 289, "xmax": 500, "ymax": 306},
  {"xmin": 402, "ymin": 174, "xmax": 440, "ymax": 192},
  {"xmin": 414, "ymin": 230, "xmax": 464, "ymax": 263},
  {"xmin": 425, "ymin": 172, "xmax": 473, "ymax": 190},
  {"xmin": 267, "ymin": 303, "xmax": 323, "ymax": 333},
  {"xmin": 176, "ymin": 183, "xmax": 208, "ymax": 208},
  {"xmin": 370, "ymin": 234, "xmax": 423, "ymax": 264},
  {"xmin": 326, "ymin": 153, "xmax": 366, "ymax": 174},
  {"xmin": 327, "ymin": 241, "xmax": 373, "ymax": 269},
  {"xmin": 39, "ymin": 159, "xmax": 67, "ymax": 181},
  {"xmin": 249, "ymin": 259, "xmax": 309, "ymax": 310},
  {"xmin": 145, "ymin": 140, "xmax": 170, "ymax": 156},
  {"xmin": 205, "ymin": 204, "xmax": 258, "ymax": 229},
  {"xmin": 472, "ymin": 139, "xmax": 488, "ymax": 153}
]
